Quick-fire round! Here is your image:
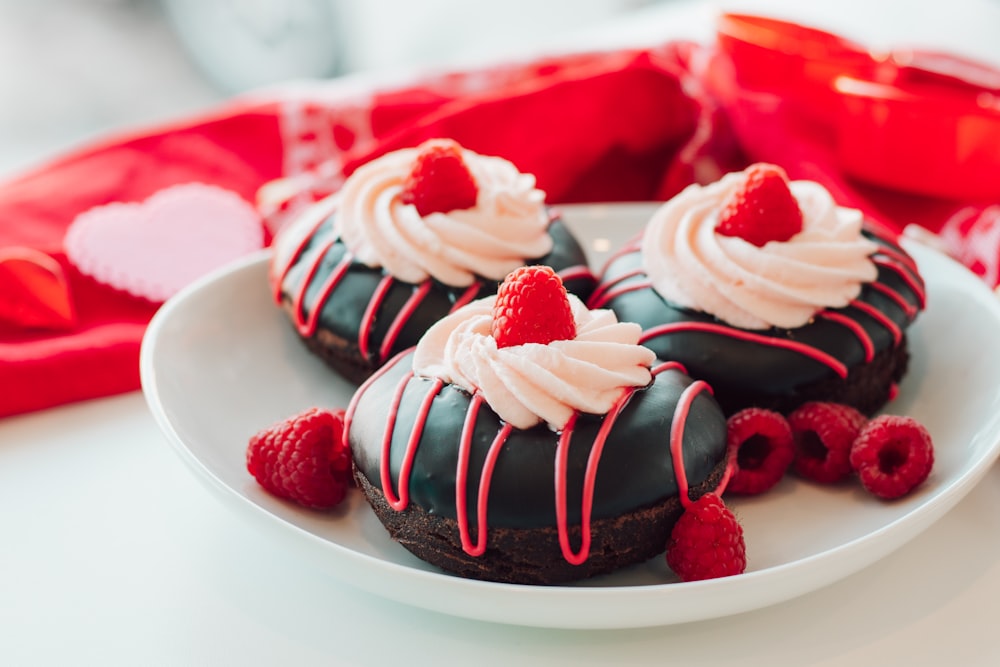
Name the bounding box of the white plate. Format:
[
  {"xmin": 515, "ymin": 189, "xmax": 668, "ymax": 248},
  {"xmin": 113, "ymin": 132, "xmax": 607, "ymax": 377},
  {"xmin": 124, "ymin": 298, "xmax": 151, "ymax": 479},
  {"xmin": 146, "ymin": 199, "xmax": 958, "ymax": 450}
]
[{"xmin": 140, "ymin": 203, "xmax": 1000, "ymax": 629}]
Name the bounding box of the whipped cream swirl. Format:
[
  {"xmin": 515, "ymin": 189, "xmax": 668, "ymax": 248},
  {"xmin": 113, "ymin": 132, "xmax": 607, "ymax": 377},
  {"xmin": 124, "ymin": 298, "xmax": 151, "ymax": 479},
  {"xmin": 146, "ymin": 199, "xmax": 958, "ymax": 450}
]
[
  {"xmin": 412, "ymin": 296, "xmax": 655, "ymax": 430},
  {"xmin": 335, "ymin": 145, "xmax": 553, "ymax": 287},
  {"xmin": 641, "ymin": 171, "xmax": 879, "ymax": 330}
]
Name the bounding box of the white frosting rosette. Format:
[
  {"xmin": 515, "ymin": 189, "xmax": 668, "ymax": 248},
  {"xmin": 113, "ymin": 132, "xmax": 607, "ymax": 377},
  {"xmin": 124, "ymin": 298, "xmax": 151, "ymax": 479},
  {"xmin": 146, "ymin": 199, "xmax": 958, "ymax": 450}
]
[
  {"xmin": 412, "ymin": 296, "xmax": 655, "ymax": 430},
  {"xmin": 641, "ymin": 170, "xmax": 880, "ymax": 330},
  {"xmin": 330, "ymin": 145, "xmax": 553, "ymax": 287}
]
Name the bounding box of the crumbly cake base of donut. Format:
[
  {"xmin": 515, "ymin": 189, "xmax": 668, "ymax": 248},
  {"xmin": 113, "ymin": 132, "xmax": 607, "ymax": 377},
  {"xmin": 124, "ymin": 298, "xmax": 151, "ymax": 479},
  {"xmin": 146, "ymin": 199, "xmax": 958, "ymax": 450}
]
[
  {"xmin": 281, "ymin": 298, "xmax": 376, "ymax": 385},
  {"xmin": 712, "ymin": 339, "xmax": 910, "ymax": 417},
  {"xmin": 354, "ymin": 460, "xmax": 729, "ymax": 586}
]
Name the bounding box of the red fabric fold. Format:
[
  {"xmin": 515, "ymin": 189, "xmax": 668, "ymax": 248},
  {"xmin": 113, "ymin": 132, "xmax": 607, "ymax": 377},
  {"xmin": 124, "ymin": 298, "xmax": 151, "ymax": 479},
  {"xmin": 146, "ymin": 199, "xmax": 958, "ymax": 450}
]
[{"xmin": 0, "ymin": 42, "xmax": 717, "ymax": 418}]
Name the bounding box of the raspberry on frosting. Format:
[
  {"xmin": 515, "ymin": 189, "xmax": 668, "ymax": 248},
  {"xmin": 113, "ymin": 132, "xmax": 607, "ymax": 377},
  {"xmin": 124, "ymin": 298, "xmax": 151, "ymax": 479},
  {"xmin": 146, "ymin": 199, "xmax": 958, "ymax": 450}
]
[
  {"xmin": 331, "ymin": 140, "xmax": 554, "ymax": 287},
  {"xmin": 639, "ymin": 166, "xmax": 879, "ymax": 330},
  {"xmin": 400, "ymin": 138, "xmax": 479, "ymax": 216},
  {"xmin": 715, "ymin": 163, "xmax": 803, "ymax": 247},
  {"xmin": 412, "ymin": 278, "xmax": 655, "ymax": 430},
  {"xmin": 492, "ymin": 265, "xmax": 576, "ymax": 348}
]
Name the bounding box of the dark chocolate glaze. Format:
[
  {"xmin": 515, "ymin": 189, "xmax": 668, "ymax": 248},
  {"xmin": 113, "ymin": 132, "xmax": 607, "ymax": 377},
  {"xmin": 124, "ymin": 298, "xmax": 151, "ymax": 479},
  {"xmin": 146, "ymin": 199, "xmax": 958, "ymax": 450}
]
[
  {"xmin": 277, "ymin": 211, "xmax": 595, "ymax": 371},
  {"xmin": 348, "ymin": 352, "xmax": 728, "ymax": 529},
  {"xmin": 592, "ymin": 228, "xmax": 925, "ymax": 413}
]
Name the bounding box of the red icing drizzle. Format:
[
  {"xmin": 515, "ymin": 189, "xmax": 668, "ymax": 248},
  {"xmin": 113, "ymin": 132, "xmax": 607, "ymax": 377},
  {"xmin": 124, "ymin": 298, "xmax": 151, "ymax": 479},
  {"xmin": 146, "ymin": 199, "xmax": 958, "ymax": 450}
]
[
  {"xmin": 379, "ymin": 372, "xmax": 444, "ymax": 510},
  {"xmin": 873, "ymin": 256, "xmax": 927, "ymax": 309},
  {"xmin": 641, "ymin": 321, "xmax": 850, "ymax": 378},
  {"xmin": 450, "ymin": 282, "xmax": 484, "ymax": 314},
  {"xmin": 273, "ymin": 207, "xmax": 487, "ymax": 366},
  {"xmin": 875, "ymin": 241, "xmax": 920, "ymax": 276},
  {"xmin": 271, "ymin": 202, "xmax": 331, "ymax": 305},
  {"xmin": 272, "ymin": 205, "xmax": 593, "ymax": 367},
  {"xmin": 343, "ymin": 349, "xmax": 410, "ymax": 436},
  {"xmin": 596, "ymin": 226, "xmax": 923, "ymax": 372},
  {"xmin": 293, "ymin": 245, "xmax": 350, "ymax": 337},
  {"xmin": 669, "ymin": 380, "xmax": 716, "ymax": 509},
  {"xmin": 455, "ymin": 394, "xmax": 511, "ymax": 556},
  {"xmin": 817, "ymin": 311, "xmax": 875, "ymax": 362},
  {"xmin": 378, "ymin": 280, "xmax": 433, "ymax": 363},
  {"xmin": 554, "ymin": 385, "xmax": 636, "ymax": 565},
  {"xmin": 587, "ymin": 268, "xmax": 647, "ymax": 309},
  {"xmin": 848, "ymin": 299, "xmax": 902, "ymax": 345},
  {"xmin": 351, "ymin": 357, "xmax": 729, "ymax": 567},
  {"xmin": 868, "ymin": 281, "xmax": 919, "ymax": 319},
  {"xmin": 358, "ymin": 275, "xmax": 395, "ymax": 360},
  {"xmin": 556, "ymin": 264, "xmax": 598, "ymax": 285}
]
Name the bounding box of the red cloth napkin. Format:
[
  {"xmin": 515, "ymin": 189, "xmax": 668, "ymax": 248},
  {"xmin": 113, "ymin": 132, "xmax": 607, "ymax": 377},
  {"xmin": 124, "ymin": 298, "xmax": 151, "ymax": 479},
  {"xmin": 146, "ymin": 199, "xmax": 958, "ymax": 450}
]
[
  {"xmin": 0, "ymin": 43, "xmax": 727, "ymax": 418},
  {"xmin": 0, "ymin": 25, "xmax": 997, "ymax": 419}
]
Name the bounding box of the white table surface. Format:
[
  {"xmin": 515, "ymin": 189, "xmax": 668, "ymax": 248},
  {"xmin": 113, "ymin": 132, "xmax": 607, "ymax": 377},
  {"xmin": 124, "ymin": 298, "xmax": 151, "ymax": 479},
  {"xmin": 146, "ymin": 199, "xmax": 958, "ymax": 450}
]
[
  {"xmin": 4, "ymin": 393, "xmax": 1000, "ymax": 665},
  {"xmin": 4, "ymin": 1, "xmax": 1000, "ymax": 665}
]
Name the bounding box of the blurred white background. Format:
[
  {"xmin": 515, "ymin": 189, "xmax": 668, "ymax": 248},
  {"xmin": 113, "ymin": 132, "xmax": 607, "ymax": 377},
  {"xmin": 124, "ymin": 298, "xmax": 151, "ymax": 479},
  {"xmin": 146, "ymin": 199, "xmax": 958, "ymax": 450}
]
[
  {"xmin": 2, "ymin": 0, "xmax": 999, "ymax": 179},
  {"xmin": 0, "ymin": 0, "xmax": 668, "ymax": 177}
]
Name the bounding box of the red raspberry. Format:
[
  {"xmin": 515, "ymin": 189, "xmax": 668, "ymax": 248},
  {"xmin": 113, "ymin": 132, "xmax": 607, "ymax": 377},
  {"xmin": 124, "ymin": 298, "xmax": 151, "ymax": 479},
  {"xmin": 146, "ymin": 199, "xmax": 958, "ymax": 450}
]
[
  {"xmin": 850, "ymin": 415, "xmax": 934, "ymax": 499},
  {"xmin": 399, "ymin": 138, "xmax": 479, "ymax": 216},
  {"xmin": 787, "ymin": 402, "xmax": 868, "ymax": 484},
  {"xmin": 666, "ymin": 493, "xmax": 747, "ymax": 582},
  {"xmin": 492, "ymin": 265, "xmax": 577, "ymax": 348},
  {"xmin": 246, "ymin": 407, "xmax": 352, "ymax": 509},
  {"xmin": 724, "ymin": 407, "xmax": 794, "ymax": 495},
  {"xmin": 715, "ymin": 163, "xmax": 803, "ymax": 247}
]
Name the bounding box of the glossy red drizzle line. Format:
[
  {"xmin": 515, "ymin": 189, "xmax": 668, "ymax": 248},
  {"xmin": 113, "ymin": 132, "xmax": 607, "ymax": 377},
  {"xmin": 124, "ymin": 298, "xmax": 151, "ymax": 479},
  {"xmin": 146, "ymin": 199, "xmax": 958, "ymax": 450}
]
[
  {"xmin": 817, "ymin": 311, "xmax": 875, "ymax": 362},
  {"xmin": 272, "ymin": 203, "xmax": 332, "ymax": 305},
  {"xmin": 875, "ymin": 241, "xmax": 921, "ymax": 275},
  {"xmin": 670, "ymin": 380, "xmax": 715, "ymax": 509},
  {"xmin": 455, "ymin": 393, "xmax": 511, "ymax": 556},
  {"xmin": 293, "ymin": 247, "xmax": 349, "ymax": 336},
  {"xmin": 653, "ymin": 360, "xmax": 687, "ymax": 376},
  {"xmin": 865, "ymin": 226, "xmax": 926, "ymax": 308},
  {"xmin": 377, "ymin": 369, "xmax": 415, "ymax": 509},
  {"xmin": 587, "ymin": 268, "xmax": 645, "ymax": 308},
  {"xmin": 589, "ymin": 277, "xmax": 653, "ymax": 309},
  {"xmin": 377, "ymin": 280, "xmax": 433, "ymax": 364},
  {"xmin": 379, "ymin": 373, "xmax": 444, "ymax": 510},
  {"xmin": 556, "ymin": 264, "xmax": 597, "ymax": 286},
  {"xmin": 358, "ymin": 275, "xmax": 395, "ymax": 361},
  {"xmin": 592, "ymin": 237, "xmax": 923, "ymax": 379},
  {"xmin": 343, "ymin": 350, "xmax": 411, "ymax": 437},
  {"xmin": 277, "ymin": 223, "xmax": 476, "ymax": 365},
  {"xmin": 358, "ymin": 356, "xmax": 730, "ymax": 567},
  {"xmin": 873, "ymin": 256, "xmax": 927, "ymax": 309},
  {"xmin": 867, "ymin": 281, "xmax": 919, "ymax": 318},
  {"xmin": 554, "ymin": 384, "xmax": 638, "ymax": 565},
  {"xmin": 849, "ymin": 299, "xmax": 903, "ymax": 345},
  {"xmin": 449, "ymin": 282, "xmax": 483, "ymax": 314},
  {"xmin": 657, "ymin": 362, "xmax": 737, "ymax": 496},
  {"xmin": 641, "ymin": 321, "xmax": 849, "ymax": 378},
  {"xmin": 275, "ymin": 207, "xmax": 581, "ymax": 363}
]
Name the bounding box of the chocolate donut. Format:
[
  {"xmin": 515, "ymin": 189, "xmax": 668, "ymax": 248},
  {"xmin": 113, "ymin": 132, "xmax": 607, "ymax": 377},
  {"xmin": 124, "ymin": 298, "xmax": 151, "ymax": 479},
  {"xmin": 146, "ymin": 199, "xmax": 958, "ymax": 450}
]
[
  {"xmin": 345, "ymin": 353, "xmax": 729, "ymax": 585},
  {"xmin": 591, "ymin": 224, "xmax": 925, "ymax": 416},
  {"xmin": 271, "ymin": 207, "xmax": 593, "ymax": 383},
  {"xmin": 268, "ymin": 140, "xmax": 595, "ymax": 383}
]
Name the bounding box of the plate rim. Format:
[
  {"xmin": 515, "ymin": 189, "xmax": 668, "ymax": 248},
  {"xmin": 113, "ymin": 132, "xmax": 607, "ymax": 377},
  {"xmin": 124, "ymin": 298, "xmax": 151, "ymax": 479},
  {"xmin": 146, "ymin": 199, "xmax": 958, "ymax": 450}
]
[{"xmin": 139, "ymin": 202, "xmax": 1000, "ymax": 629}]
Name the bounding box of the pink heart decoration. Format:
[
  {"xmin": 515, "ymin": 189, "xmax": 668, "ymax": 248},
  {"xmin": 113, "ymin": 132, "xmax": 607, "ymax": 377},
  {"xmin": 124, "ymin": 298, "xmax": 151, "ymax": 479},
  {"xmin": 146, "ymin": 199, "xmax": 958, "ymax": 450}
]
[
  {"xmin": 64, "ymin": 183, "xmax": 264, "ymax": 303},
  {"xmin": 0, "ymin": 247, "xmax": 76, "ymax": 331}
]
